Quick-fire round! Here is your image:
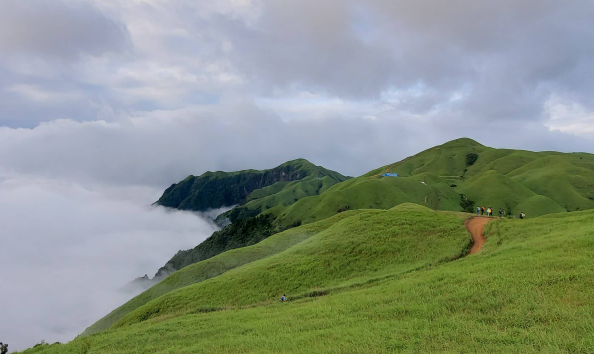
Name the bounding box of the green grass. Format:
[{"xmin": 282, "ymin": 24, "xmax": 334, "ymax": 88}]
[
  {"xmin": 458, "ymin": 170, "xmax": 565, "ymax": 217},
  {"xmin": 274, "ymin": 175, "xmax": 463, "ymax": 228},
  {"xmin": 80, "ymin": 210, "xmax": 369, "ymax": 336},
  {"xmin": 21, "ymin": 207, "xmax": 594, "ymax": 353},
  {"xmin": 506, "ymin": 154, "xmax": 594, "ymax": 211},
  {"xmin": 228, "ymin": 175, "xmax": 347, "ymax": 222},
  {"xmin": 113, "ymin": 204, "xmax": 470, "ymax": 328}
]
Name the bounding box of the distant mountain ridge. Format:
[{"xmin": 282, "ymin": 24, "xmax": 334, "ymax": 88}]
[{"xmin": 156, "ymin": 159, "xmax": 348, "ymax": 214}]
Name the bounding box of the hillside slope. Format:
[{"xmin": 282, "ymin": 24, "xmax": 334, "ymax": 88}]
[
  {"xmin": 22, "ymin": 207, "xmax": 594, "ymax": 353},
  {"xmin": 113, "ymin": 205, "xmax": 469, "ymax": 329},
  {"xmin": 274, "ymin": 173, "xmax": 463, "ymax": 228}
]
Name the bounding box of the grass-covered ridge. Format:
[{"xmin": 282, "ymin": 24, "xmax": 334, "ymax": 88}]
[{"xmin": 22, "ymin": 207, "xmax": 594, "ymax": 353}]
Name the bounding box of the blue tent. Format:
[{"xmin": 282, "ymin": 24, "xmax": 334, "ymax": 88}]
[{"xmin": 382, "ymin": 173, "xmax": 399, "ymax": 177}]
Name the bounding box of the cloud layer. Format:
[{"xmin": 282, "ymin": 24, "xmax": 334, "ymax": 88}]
[{"xmin": 0, "ymin": 177, "xmax": 219, "ymax": 350}]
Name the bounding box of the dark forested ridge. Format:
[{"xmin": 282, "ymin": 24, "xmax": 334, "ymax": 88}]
[
  {"xmin": 154, "ymin": 214, "xmax": 275, "ymax": 278},
  {"xmin": 155, "ymin": 159, "xmax": 346, "ymax": 211}
]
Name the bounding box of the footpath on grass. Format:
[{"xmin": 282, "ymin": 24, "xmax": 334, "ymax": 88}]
[{"xmin": 465, "ymin": 217, "xmax": 491, "ymax": 255}]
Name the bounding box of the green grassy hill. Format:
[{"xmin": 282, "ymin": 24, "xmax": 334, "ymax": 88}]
[
  {"xmin": 220, "ymin": 174, "xmax": 347, "ymax": 223},
  {"xmin": 22, "ymin": 206, "xmax": 594, "ymax": 353},
  {"xmin": 273, "ymin": 138, "xmax": 594, "ymax": 227},
  {"xmin": 274, "ymin": 173, "xmax": 463, "ymax": 229},
  {"xmin": 458, "ymin": 170, "xmax": 566, "ymax": 216}
]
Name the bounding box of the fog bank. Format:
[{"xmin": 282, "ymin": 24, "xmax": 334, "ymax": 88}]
[{"xmin": 0, "ymin": 177, "xmax": 219, "ymax": 350}]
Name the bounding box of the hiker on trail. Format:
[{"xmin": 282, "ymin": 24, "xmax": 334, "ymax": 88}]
[
  {"xmin": 476, "ymin": 206, "xmax": 480, "ymax": 215},
  {"xmin": 499, "ymin": 208, "xmax": 503, "ymax": 218},
  {"xmin": 520, "ymin": 212, "xmax": 525, "ymax": 219},
  {"xmin": 488, "ymin": 207, "xmax": 493, "ymax": 217},
  {"xmin": 481, "ymin": 206, "xmax": 485, "ymax": 215},
  {"xmin": 280, "ymin": 294, "xmax": 286, "ymax": 302}
]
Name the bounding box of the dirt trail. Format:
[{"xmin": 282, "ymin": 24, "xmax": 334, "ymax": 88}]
[
  {"xmin": 465, "ymin": 217, "xmax": 491, "ymax": 255},
  {"xmin": 371, "ymin": 165, "xmax": 396, "ymax": 178}
]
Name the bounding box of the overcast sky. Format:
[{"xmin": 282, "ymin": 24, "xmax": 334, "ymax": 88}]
[{"xmin": 1, "ymin": 0, "xmax": 594, "ymax": 350}]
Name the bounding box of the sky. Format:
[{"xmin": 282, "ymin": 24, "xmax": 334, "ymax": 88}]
[{"xmin": 1, "ymin": 0, "xmax": 593, "ymax": 350}]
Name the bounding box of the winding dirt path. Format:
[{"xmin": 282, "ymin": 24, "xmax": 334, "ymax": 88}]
[{"xmin": 465, "ymin": 217, "xmax": 491, "ymax": 255}]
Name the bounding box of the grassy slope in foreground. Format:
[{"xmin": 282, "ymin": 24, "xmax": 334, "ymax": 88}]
[
  {"xmin": 113, "ymin": 204, "xmax": 469, "ymax": 328},
  {"xmin": 80, "ymin": 210, "xmax": 368, "ymax": 336},
  {"xmin": 21, "ymin": 207, "xmax": 594, "ymax": 353}
]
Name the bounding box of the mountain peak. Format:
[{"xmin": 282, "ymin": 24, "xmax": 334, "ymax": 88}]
[{"xmin": 440, "ymin": 137, "xmax": 483, "ymax": 148}]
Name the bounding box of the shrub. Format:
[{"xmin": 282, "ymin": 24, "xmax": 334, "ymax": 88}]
[
  {"xmin": 460, "ymin": 194, "xmax": 475, "ymax": 213},
  {"xmin": 466, "ymin": 153, "xmax": 479, "ymax": 166}
]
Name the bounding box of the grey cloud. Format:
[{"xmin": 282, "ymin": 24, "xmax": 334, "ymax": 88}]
[
  {"xmin": 219, "ymin": 0, "xmax": 594, "ymax": 119},
  {"xmin": 3, "ymin": 0, "xmax": 594, "ymax": 128},
  {"xmin": 0, "ymin": 0, "xmax": 130, "ymax": 60},
  {"xmin": 223, "ymin": 0, "xmax": 396, "ymax": 99}
]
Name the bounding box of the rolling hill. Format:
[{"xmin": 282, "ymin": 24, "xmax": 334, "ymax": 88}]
[
  {"xmin": 46, "ymin": 137, "xmax": 594, "ymax": 352},
  {"xmin": 274, "ymin": 138, "xmax": 594, "ymax": 228}
]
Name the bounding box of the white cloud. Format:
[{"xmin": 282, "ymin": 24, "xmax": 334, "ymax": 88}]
[
  {"xmin": 545, "ymin": 96, "xmax": 594, "ymax": 135},
  {"xmin": 0, "ymin": 176, "xmax": 220, "ymax": 351},
  {"xmin": 5, "ymin": 84, "xmax": 84, "ymax": 104}
]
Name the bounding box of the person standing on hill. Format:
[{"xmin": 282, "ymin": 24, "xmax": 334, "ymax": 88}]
[
  {"xmin": 520, "ymin": 212, "xmax": 525, "ymax": 219},
  {"xmin": 499, "ymin": 208, "xmax": 503, "ymax": 218},
  {"xmin": 476, "ymin": 206, "xmax": 480, "ymax": 215},
  {"xmin": 481, "ymin": 206, "xmax": 485, "ymax": 215},
  {"xmin": 488, "ymin": 207, "xmax": 493, "ymax": 217},
  {"xmin": 280, "ymin": 294, "xmax": 286, "ymax": 302}
]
